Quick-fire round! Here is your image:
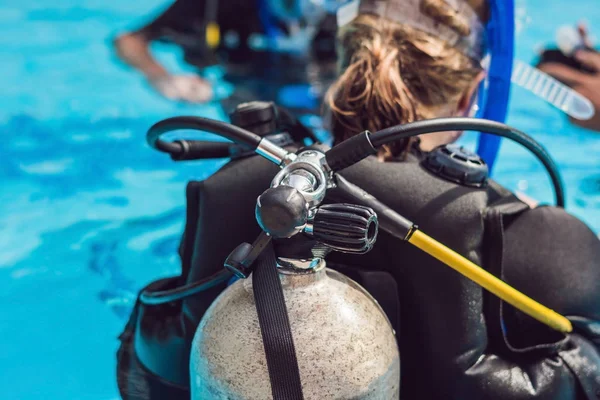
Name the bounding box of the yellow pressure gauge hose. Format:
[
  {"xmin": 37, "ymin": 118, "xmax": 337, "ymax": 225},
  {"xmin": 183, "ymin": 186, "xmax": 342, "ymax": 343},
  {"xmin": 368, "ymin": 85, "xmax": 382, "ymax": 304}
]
[{"xmin": 408, "ymin": 230, "xmax": 572, "ymax": 333}]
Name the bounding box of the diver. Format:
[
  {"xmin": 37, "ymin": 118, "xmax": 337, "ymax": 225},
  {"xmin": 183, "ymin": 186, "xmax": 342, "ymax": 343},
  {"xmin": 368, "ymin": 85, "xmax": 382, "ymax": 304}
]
[
  {"xmin": 538, "ymin": 22, "xmax": 600, "ymax": 132},
  {"xmin": 325, "ymin": 0, "xmax": 600, "ymax": 398},
  {"xmin": 113, "ymin": 0, "xmax": 338, "ymax": 113},
  {"xmin": 117, "ymin": 0, "xmax": 600, "ymax": 399}
]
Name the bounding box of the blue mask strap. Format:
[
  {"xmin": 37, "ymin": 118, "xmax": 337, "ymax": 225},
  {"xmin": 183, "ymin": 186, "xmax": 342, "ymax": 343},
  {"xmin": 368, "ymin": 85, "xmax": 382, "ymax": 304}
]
[{"xmin": 476, "ymin": 0, "xmax": 515, "ymax": 173}]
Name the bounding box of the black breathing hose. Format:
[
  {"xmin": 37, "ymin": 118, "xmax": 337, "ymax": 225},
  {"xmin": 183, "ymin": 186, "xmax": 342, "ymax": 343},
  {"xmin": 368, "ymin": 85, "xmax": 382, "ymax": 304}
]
[
  {"xmin": 371, "ymin": 118, "xmax": 565, "ymax": 207},
  {"xmin": 326, "ymin": 118, "xmax": 565, "ymax": 208},
  {"xmin": 147, "ymin": 116, "xmax": 263, "ymax": 158},
  {"xmin": 139, "ymin": 270, "xmax": 232, "ymax": 305},
  {"xmin": 147, "ymin": 116, "xmax": 565, "ymax": 207},
  {"xmin": 146, "ymin": 116, "xmax": 565, "ymax": 207}
]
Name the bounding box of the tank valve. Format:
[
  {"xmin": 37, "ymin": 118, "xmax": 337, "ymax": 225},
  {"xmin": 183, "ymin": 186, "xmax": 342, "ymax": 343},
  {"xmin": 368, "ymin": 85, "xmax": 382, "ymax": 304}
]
[{"xmin": 306, "ymin": 204, "xmax": 378, "ymax": 254}]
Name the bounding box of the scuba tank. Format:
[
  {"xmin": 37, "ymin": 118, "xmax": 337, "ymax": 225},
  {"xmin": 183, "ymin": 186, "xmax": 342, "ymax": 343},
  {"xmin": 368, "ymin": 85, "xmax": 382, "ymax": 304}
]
[
  {"xmin": 145, "ymin": 111, "xmax": 577, "ymax": 399},
  {"xmin": 191, "ymin": 241, "xmax": 401, "ymax": 399},
  {"xmin": 189, "ymin": 114, "xmax": 401, "ymax": 399}
]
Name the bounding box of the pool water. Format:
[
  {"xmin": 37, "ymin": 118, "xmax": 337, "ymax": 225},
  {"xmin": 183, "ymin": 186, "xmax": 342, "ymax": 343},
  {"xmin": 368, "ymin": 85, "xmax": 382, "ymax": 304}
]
[{"xmin": 1, "ymin": 0, "xmax": 599, "ymax": 399}]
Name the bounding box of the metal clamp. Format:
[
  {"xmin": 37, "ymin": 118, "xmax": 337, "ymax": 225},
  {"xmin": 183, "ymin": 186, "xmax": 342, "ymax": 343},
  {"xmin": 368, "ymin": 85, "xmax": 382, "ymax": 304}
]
[{"xmin": 270, "ymin": 150, "xmax": 330, "ymax": 209}]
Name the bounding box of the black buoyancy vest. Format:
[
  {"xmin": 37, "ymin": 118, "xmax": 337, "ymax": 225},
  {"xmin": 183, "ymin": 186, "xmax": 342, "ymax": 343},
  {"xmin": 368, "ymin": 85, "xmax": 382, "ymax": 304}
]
[{"xmin": 117, "ymin": 152, "xmax": 600, "ymax": 400}]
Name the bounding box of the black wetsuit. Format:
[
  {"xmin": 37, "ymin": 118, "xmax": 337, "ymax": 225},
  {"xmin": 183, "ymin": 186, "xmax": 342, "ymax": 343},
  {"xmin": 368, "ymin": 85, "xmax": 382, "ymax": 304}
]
[{"xmin": 136, "ymin": 0, "xmax": 338, "ymax": 114}]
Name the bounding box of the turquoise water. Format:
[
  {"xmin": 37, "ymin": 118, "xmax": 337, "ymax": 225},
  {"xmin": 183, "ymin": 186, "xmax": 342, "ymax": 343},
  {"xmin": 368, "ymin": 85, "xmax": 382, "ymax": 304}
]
[{"xmin": 0, "ymin": 0, "xmax": 599, "ymax": 399}]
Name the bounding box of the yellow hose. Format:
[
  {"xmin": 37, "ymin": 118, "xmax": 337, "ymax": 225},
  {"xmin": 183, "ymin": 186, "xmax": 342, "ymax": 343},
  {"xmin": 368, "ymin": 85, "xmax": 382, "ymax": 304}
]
[{"xmin": 408, "ymin": 230, "xmax": 572, "ymax": 333}]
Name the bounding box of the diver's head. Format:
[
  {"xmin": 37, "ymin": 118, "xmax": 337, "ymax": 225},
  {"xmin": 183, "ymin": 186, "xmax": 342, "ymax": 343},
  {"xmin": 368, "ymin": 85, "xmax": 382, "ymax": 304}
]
[{"xmin": 326, "ymin": 0, "xmax": 489, "ymax": 160}]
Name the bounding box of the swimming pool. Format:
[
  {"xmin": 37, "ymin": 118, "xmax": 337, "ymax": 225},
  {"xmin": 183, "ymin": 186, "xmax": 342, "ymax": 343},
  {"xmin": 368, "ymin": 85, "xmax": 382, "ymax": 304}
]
[{"xmin": 1, "ymin": 0, "xmax": 599, "ymax": 399}]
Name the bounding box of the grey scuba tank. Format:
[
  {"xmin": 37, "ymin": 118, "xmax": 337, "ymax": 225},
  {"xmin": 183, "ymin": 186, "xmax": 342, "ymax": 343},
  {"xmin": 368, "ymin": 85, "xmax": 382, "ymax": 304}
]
[{"xmin": 189, "ymin": 259, "xmax": 400, "ymax": 399}]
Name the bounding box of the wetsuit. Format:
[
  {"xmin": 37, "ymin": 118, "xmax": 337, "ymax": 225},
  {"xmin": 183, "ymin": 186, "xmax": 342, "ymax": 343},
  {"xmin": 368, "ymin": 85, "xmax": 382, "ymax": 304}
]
[{"xmin": 134, "ymin": 0, "xmax": 338, "ymax": 114}]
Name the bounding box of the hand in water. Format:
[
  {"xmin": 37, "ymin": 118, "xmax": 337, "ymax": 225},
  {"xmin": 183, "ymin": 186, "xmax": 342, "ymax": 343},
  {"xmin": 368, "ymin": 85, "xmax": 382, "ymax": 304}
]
[
  {"xmin": 539, "ymin": 23, "xmax": 600, "ymax": 131},
  {"xmin": 150, "ymin": 75, "xmax": 214, "ymax": 103}
]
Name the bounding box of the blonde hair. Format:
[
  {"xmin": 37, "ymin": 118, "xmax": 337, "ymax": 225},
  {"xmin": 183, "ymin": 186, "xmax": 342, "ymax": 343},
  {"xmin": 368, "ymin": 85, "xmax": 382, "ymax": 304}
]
[{"xmin": 325, "ymin": 1, "xmax": 487, "ymax": 160}]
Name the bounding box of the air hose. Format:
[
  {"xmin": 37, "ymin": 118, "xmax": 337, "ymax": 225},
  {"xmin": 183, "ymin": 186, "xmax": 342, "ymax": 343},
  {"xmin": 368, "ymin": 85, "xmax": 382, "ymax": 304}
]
[
  {"xmin": 326, "ymin": 117, "xmax": 565, "ymax": 207},
  {"xmin": 408, "ymin": 230, "xmax": 571, "ymax": 332},
  {"xmin": 149, "ymin": 116, "xmax": 565, "ymax": 207},
  {"xmin": 333, "ymin": 174, "xmax": 572, "ymax": 333},
  {"xmin": 140, "ymin": 270, "xmax": 231, "ymax": 305},
  {"xmin": 147, "ymin": 116, "xmax": 263, "ymax": 156},
  {"xmin": 147, "ymin": 104, "xmax": 319, "ymax": 161}
]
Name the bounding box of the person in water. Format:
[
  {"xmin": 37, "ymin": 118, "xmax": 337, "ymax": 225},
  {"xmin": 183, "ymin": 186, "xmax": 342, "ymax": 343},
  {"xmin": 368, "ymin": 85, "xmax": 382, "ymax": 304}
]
[
  {"xmin": 323, "ymin": 0, "xmax": 600, "ymax": 397},
  {"xmin": 117, "ymin": 0, "xmax": 600, "ymax": 399},
  {"xmin": 538, "ymin": 22, "xmax": 600, "ymax": 132},
  {"xmin": 114, "ymin": 0, "xmax": 338, "ymax": 110}
]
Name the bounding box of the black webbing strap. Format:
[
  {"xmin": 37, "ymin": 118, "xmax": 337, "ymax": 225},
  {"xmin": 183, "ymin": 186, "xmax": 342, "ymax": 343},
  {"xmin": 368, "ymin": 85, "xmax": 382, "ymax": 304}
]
[{"xmin": 252, "ymin": 242, "xmax": 304, "ymax": 400}]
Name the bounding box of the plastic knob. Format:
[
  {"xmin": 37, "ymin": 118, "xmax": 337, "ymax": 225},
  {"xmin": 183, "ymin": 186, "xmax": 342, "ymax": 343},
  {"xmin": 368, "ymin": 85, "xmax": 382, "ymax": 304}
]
[
  {"xmin": 310, "ymin": 204, "xmax": 378, "ymax": 254},
  {"xmin": 422, "ymin": 144, "xmax": 488, "ymax": 188},
  {"xmin": 256, "ymin": 186, "xmax": 308, "ymax": 238}
]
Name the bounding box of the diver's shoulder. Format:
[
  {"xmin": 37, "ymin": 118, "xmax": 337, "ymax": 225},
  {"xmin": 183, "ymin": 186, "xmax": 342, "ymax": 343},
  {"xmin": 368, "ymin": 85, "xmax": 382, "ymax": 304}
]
[
  {"xmin": 342, "ymin": 156, "xmax": 490, "ymax": 204},
  {"xmin": 510, "ymin": 205, "xmax": 598, "ymax": 239}
]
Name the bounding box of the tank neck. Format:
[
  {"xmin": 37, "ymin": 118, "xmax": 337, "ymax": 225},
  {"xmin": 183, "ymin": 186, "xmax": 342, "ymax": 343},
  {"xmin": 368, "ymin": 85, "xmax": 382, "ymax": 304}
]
[
  {"xmin": 277, "ymin": 257, "xmax": 326, "ymax": 287},
  {"xmin": 277, "ymin": 257, "xmax": 325, "ymax": 274}
]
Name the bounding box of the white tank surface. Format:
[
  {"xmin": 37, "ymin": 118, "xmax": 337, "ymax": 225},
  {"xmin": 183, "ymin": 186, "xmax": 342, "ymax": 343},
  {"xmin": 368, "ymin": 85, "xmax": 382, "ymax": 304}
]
[{"xmin": 190, "ymin": 261, "xmax": 400, "ymax": 399}]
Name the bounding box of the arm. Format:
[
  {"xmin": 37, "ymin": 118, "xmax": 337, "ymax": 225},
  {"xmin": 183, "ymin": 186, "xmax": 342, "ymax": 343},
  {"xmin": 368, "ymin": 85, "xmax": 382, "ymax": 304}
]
[
  {"xmin": 538, "ymin": 51, "xmax": 600, "ymax": 132},
  {"xmin": 114, "ymin": 32, "xmax": 169, "ymax": 81},
  {"xmin": 538, "ymin": 23, "xmax": 600, "ymax": 132},
  {"xmin": 112, "ymin": 0, "xmax": 213, "ymax": 103}
]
